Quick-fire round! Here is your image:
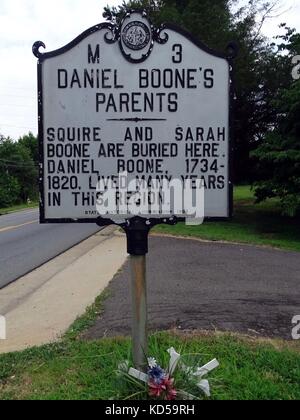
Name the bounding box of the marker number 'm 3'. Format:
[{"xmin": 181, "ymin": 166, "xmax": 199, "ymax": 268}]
[{"xmin": 172, "ymin": 44, "xmax": 183, "ymax": 63}]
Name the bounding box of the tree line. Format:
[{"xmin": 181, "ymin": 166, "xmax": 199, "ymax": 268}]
[{"xmin": 0, "ymin": 133, "xmax": 38, "ymax": 208}]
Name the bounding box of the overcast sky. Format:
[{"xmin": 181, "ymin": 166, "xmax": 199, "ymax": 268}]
[{"xmin": 0, "ymin": 0, "xmax": 299, "ymax": 140}]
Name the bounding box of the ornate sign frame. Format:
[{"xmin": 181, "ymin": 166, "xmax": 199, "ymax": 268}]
[{"xmin": 33, "ymin": 9, "xmax": 238, "ymax": 229}]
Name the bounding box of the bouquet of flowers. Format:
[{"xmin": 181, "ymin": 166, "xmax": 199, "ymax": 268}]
[
  {"xmin": 119, "ymin": 348, "xmax": 219, "ymax": 400},
  {"xmin": 147, "ymin": 357, "xmax": 177, "ymax": 400}
]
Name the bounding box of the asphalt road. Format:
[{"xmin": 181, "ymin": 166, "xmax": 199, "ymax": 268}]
[
  {"xmin": 85, "ymin": 236, "xmax": 300, "ymax": 340},
  {"xmin": 0, "ymin": 209, "xmax": 100, "ymax": 288}
]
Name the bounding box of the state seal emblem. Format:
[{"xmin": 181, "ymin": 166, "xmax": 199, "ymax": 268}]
[{"xmin": 122, "ymin": 21, "xmax": 151, "ymax": 51}]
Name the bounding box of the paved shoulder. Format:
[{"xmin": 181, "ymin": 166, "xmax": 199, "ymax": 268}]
[
  {"xmin": 0, "ymin": 228, "xmax": 127, "ymax": 354},
  {"xmin": 85, "ymin": 236, "xmax": 300, "ymax": 340}
]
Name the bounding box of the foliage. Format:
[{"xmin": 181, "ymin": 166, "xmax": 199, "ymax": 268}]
[
  {"xmin": 103, "ymin": 1, "xmax": 296, "ymax": 183},
  {"xmin": 0, "ymin": 173, "xmax": 21, "ymax": 208},
  {"xmin": 18, "ymin": 132, "xmax": 39, "ymax": 165},
  {"xmin": 252, "ymin": 80, "xmax": 300, "ymax": 216},
  {"xmin": 0, "ymin": 133, "xmax": 38, "ymax": 207},
  {"xmin": 251, "ymin": 31, "xmax": 300, "ymax": 216}
]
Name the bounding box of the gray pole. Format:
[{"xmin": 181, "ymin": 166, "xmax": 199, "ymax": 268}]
[{"xmin": 130, "ymin": 254, "xmax": 148, "ymax": 371}]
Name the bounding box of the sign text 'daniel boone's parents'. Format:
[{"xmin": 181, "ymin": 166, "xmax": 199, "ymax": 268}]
[{"xmin": 36, "ymin": 11, "xmax": 231, "ymax": 222}]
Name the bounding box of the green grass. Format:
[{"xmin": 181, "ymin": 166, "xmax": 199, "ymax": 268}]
[
  {"xmin": 0, "ymin": 288, "xmax": 299, "ymax": 400},
  {"xmin": 0, "ymin": 202, "xmax": 38, "ymax": 216},
  {"xmin": 154, "ymin": 186, "xmax": 300, "ymax": 252},
  {"xmin": 64, "ymin": 289, "xmax": 111, "ymax": 341},
  {"xmin": 0, "ymin": 333, "xmax": 299, "ymax": 400}
]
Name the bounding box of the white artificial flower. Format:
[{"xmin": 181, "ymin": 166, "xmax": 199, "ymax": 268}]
[
  {"xmin": 167, "ymin": 347, "xmax": 181, "ymax": 375},
  {"xmin": 147, "ymin": 357, "xmax": 157, "ymax": 369}
]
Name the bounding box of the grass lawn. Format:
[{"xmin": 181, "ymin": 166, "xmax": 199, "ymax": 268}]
[
  {"xmin": 0, "ymin": 202, "xmax": 38, "ymax": 216},
  {"xmin": 0, "ymin": 293, "xmax": 300, "ymax": 401},
  {"xmin": 154, "ymin": 186, "xmax": 300, "ymax": 252},
  {"xmin": 0, "ymin": 332, "xmax": 299, "ymax": 400}
]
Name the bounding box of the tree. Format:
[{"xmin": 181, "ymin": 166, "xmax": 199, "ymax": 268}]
[
  {"xmin": 251, "ymin": 29, "xmax": 300, "ymax": 216},
  {"xmin": 18, "ymin": 132, "xmax": 39, "ymax": 165},
  {"xmin": 252, "ymin": 79, "xmax": 300, "ymax": 216},
  {"xmin": 103, "ymin": 0, "xmax": 292, "ymax": 183},
  {"xmin": 0, "ymin": 134, "xmax": 38, "ymax": 206},
  {"xmin": 0, "ymin": 173, "xmax": 21, "ymax": 208}
]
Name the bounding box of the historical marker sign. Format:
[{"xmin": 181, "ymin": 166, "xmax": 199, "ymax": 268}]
[{"xmin": 33, "ymin": 10, "xmax": 234, "ymax": 223}]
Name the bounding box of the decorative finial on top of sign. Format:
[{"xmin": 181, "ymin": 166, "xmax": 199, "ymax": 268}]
[
  {"xmin": 104, "ymin": 9, "xmax": 169, "ymax": 63},
  {"xmin": 32, "ymin": 41, "xmax": 46, "ymax": 59}
]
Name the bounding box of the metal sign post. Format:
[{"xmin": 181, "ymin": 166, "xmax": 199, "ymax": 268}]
[
  {"xmin": 97, "ymin": 216, "xmax": 177, "ymax": 370},
  {"xmin": 125, "ymin": 217, "xmax": 151, "ymax": 370},
  {"xmin": 33, "ymin": 8, "xmax": 237, "ymax": 371},
  {"xmin": 130, "ymin": 253, "xmax": 147, "ymax": 370}
]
